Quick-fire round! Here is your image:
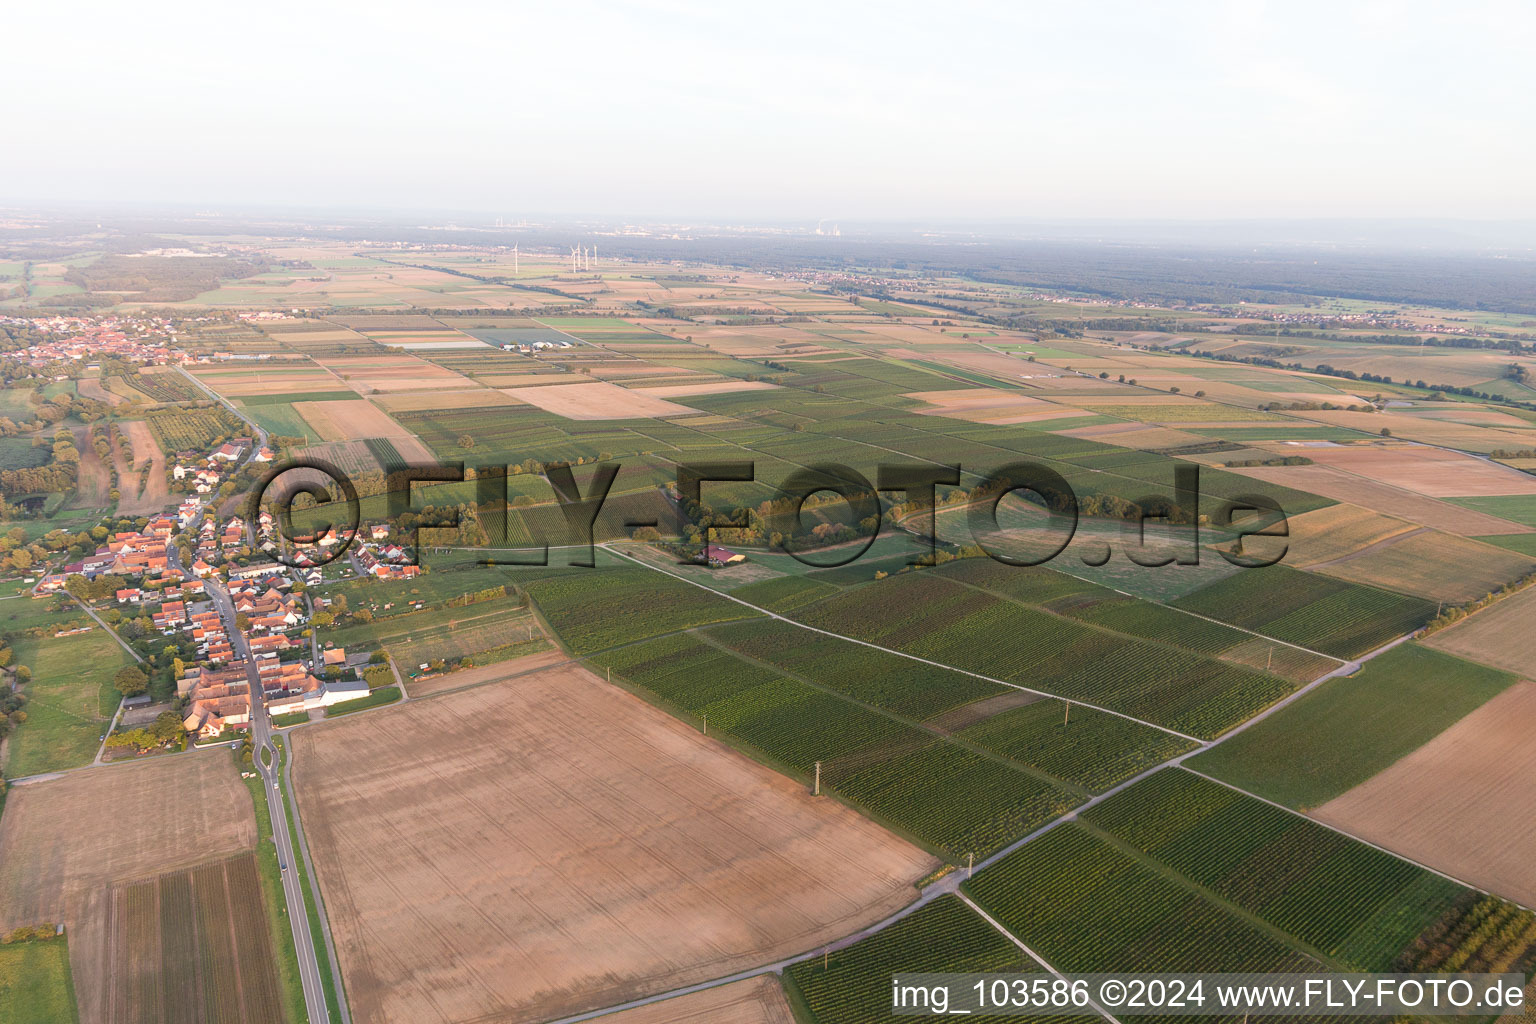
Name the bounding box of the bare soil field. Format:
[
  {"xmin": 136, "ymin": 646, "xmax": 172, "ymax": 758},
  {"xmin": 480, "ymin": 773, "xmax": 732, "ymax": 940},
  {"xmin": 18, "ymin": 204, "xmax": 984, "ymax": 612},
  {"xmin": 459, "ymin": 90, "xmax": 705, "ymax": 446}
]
[
  {"xmin": 590, "ymin": 364, "xmax": 694, "ymax": 380},
  {"xmin": 1313, "ymin": 680, "xmax": 1536, "ymax": 908},
  {"xmin": 290, "ymin": 663, "xmax": 935, "ymax": 1024},
  {"xmin": 1298, "ymin": 443, "xmax": 1536, "ymax": 497},
  {"xmin": 114, "ymin": 420, "xmax": 169, "ymax": 516},
  {"xmin": 1226, "ymin": 464, "xmax": 1534, "ymax": 535},
  {"xmin": 70, "ymin": 424, "xmax": 111, "ymax": 508},
  {"xmin": 404, "ymin": 648, "xmax": 569, "ymax": 697},
  {"xmin": 499, "ymin": 380, "xmax": 699, "ymax": 420},
  {"xmin": 77, "ymin": 376, "xmax": 124, "ymax": 406},
  {"xmin": 106, "ymin": 852, "xmax": 283, "ymax": 1024},
  {"xmin": 1408, "ymin": 406, "xmax": 1534, "ymax": 428},
  {"xmin": 0, "ymin": 753, "xmax": 256, "ymax": 1024},
  {"xmin": 1424, "ymin": 584, "xmax": 1536, "ymax": 674},
  {"xmin": 600, "ymin": 977, "xmax": 794, "ymax": 1024}
]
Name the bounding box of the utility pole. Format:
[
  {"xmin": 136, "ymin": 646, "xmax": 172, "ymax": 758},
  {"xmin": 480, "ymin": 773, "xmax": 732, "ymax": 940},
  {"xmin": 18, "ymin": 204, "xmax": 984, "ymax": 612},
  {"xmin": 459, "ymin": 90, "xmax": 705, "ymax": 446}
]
[
  {"xmin": 813, "ymin": 761, "xmax": 821, "ymax": 796},
  {"xmin": 1063, "ymin": 700, "xmax": 1070, "ymax": 726},
  {"xmin": 1266, "ymin": 646, "xmax": 1273, "ymax": 672},
  {"xmin": 967, "ymin": 852, "xmax": 974, "ymax": 879},
  {"xmin": 702, "ymin": 713, "xmax": 707, "ymax": 735}
]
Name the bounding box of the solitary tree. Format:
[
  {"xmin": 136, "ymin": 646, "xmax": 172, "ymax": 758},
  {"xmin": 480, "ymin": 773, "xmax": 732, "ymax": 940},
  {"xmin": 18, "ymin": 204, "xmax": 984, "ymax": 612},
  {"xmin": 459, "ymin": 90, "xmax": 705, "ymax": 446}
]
[{"xmin": 114, "ymin": 665, "xmax": 149, "ymax": 698}]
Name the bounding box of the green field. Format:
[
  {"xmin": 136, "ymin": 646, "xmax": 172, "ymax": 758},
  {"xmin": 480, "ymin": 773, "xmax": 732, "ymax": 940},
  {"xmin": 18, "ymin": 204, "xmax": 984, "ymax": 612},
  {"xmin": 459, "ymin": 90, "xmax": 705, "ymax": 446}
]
[
  {"xmin": 0, "ymin": 436, "xmax": 51, "ymax": 471},
  {"xmin": 237, "ymin": 401, "xmax": 315, "ymax": 440},
  {"xmin": 525, "ymin": 566, "xmax": 759, "ymax": 654},
  {"xmin": 1187, "ymin": 644, "xmax": 1516, "ymax": 808},
  {"xmin": 240, "ymin": 390, "xmax": 359, "ymax": 405},
  {"xmin": 0, "ymin": 938, "xmax": 78, "ymax": 1024},
  {"xmin": 3, "ymin": 630, "xmax": 133, "ymax": 777},
  {"xmin": 0, "ymin": 389, "xmax": 39, "ymax": 421},
  {"xmin": 966, "ymin": 819, "xmax": 1314, "ymax": 975},
  {"xmin": 784, "ymin": 896, "xmax": 1079, "ymax": 1024},
  {"xmin": 324, "ymin": 686, "xmax": 400, "ymax": 717},
  {"xmin": 1448, "ymin": 495, "xmax": 1536, "ymax": 527},
  {"xmin": 965, "ymin": 769, "xmax": 1536, "ymax": 980},
  {"xmin": 1171, "ymin": 564, "xmax": 1435, "ymax": 659},
  {"xmin": 1476, "ymin": 533, "xmax": 1536, "ymax": 556},
  {"xmin": 787, "ymin": 564, "xmax": 1293, "ymax": 738}
]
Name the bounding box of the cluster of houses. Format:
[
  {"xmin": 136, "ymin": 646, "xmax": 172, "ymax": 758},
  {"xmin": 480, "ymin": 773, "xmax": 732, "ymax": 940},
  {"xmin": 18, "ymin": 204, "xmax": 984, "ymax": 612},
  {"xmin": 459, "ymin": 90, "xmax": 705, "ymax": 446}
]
[
  {"xmin": 38, "ymin": 517, "xmax": 193, "ymax": 595},
  {"xmin": 170, "ymin": 438, "xmax": 272, "ymax": 495},
  {"xmin": 12, "ymin": 314, "xmax": 180, "ymax": 367},
  {"xmin": 352, "ymin": 525, "xmax": 423, "ymax": 580}
]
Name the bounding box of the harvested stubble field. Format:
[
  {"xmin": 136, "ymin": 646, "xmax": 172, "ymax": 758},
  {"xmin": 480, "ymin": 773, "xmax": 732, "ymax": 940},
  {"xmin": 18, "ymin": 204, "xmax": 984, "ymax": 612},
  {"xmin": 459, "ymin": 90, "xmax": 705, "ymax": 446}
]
[
  {"xmin": 322, "ymin": 354, "xmax": 478, "ymax": 392},
  {"xmin": 370, "ymin": 388, "xmax": 521, "ymax": 412},
  {"xmin": 190, "ymin": 367, "xmax": 346, "ymax": 397},
  {"xmin": 1227, "ymin": 462, "xmax": 1534, "ymax": 534},
  {"xmin": 0, "ymin": 753, "xmax": 257, "ymax": 1024},
  {"xmin": 1313, "ymin": 680, "xmax": 1536, "ymax": 908},
  {"xmin": 290, "ymin": 662, "xmax": 935, "ymax": 1024},
  {"xmin": 290, "ymin": 398, "xmax": 436, "ymax": 462},
  {"xmin": 1308, "ymin": 528, "xmax": 1536, "ymax": 604},
  {"xmin": 1284, "ymin": 503, "xmax": 1419, "ymax": 567}
]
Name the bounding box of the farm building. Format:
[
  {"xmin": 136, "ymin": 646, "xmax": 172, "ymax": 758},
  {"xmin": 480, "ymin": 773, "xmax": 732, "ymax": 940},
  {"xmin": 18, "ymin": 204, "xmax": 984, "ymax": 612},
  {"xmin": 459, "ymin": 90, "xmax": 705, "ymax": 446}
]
[{"xmin": 701, "ymin": 544, "xmax": 746, "ymax": 567}]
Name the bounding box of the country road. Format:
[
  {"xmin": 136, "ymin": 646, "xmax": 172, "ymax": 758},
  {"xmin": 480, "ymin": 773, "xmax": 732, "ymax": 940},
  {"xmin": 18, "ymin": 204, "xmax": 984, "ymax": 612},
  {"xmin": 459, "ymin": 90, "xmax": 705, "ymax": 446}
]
[{"xmin": 208, "ymin": 577, "xmax": 336, "ymax": 1024}]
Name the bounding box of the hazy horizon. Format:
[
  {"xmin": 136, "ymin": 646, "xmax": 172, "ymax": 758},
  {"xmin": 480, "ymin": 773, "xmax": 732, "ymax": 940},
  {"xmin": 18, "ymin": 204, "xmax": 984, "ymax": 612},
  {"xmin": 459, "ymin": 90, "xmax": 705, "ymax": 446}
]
[{"xmin": 5, "ymin": 0, "xmax": 1533, "ymax": 222}]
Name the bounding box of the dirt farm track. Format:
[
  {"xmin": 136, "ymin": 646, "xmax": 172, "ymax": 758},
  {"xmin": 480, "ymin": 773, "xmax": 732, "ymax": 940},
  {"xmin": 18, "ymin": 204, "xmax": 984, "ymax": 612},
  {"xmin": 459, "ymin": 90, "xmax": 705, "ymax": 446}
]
[{"xmin": 290, "ymin": 662, "xmax": 936, "ymax": 1024}]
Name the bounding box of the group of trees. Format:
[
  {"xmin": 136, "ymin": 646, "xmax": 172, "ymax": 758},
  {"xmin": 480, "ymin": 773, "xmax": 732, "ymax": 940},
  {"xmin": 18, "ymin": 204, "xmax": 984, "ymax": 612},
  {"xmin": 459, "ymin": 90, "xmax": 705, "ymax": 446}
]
[
  {"xmin": 103, "ymin": 710, "xmax": 185, "ymax": 753},
  {"xmin": 0, "ymin": 426, "xmax": 80, "ymax": 495}
]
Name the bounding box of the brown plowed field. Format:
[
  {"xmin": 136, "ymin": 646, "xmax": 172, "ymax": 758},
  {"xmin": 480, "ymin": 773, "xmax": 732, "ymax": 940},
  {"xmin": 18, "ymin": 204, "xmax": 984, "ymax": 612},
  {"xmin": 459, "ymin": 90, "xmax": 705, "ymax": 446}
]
[
  {"xmin": 0, "ymin": 753, "xmax": 257, "ymax": 1024},
  {"xmin": 600, "ymin": 977, "xmax": 795, "ymax": 1024},
  {"xmin": 1313, "ymin": 680, "xmax": 1536, "ymax": 908},
  {"xmin": 106, "ymin": 852, "xmax": 282, "ymax": 1024},
  {"xmin": 498, "ymin": 380, "xmax": 698, "ymax": 420},
  {"xmin": 112, "ymin": 420, "xmax": 169, "ymax": 515},
  {"xmin": 290, "ymin": 662, "xmax": 935, "ymax": 1024},
  {"xmin": 1299, "ymin": 443, "xmax": 1536, "ymax": 496}
]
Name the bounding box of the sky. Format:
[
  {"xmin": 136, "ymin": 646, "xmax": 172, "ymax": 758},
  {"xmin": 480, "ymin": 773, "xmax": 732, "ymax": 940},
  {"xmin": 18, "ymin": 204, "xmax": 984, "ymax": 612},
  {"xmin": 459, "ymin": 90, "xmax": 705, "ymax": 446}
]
[{"xmin": 3, "ymin": 0, "xmax": 1533, "ymax": 222}]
